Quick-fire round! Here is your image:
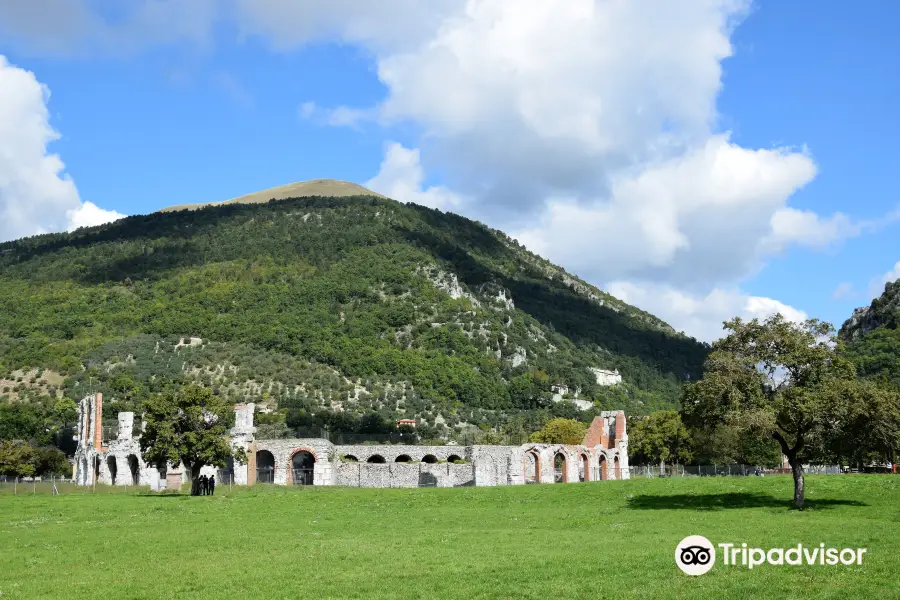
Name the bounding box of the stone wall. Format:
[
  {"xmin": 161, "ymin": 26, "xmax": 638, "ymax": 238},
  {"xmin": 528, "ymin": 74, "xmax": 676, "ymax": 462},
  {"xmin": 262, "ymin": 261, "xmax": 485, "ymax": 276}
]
[
  {"xmin": 74, "ymin": 401, "xmax": 630, "ymax": 488},
  {"xmin": 334, "ymin": 461, "xmax": 476, "ymax": 488},
  {"xmin": 252, "ymin": 438, "xmax": 335, "ymax": 486},
  {"xmin": 332, "ymin": 444, "xmax": 467, "ymax": 464}
]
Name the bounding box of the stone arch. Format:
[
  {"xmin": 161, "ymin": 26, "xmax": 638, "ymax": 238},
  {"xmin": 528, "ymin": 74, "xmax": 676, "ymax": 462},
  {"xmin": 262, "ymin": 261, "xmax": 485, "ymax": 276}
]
[
  {"xmin": 554, "ymin": 452, "xmax": 568, "ymax": 483},
  {"xmin": 127, "ymin": 454, "xmax": 140, "ymax": 486},
  {"xmin": 395, "ymin": 454, "xmax": 412, "ymax": 463},
  {"xmin": 107, "ymin": 456, "xmax": 118, "ymax": 485},
  {"xmin": 289, "ymin": 449, "xmax": 316, "ymax": 485},
  {"xmin": 256, "ymin": 450, "xmax": 275, "ymax": 484},
  {"xmin": 447, "ymin": 454, "xmax": 463, "ymax": 464},
  {"xmin": 580, "ymin": 453, "xmax": 590, "ymax": 482},
  {"xmin": 421, "ymin": 454, "xmax": 438, "ymax": 464},
  {"xmin": 343, "ymin": 454, "xmax": 359, "ymax": 462},
  {"xmin": 599, "ymin": 454, "xmax": 608, "ymax": 481},
  {"xmin": 523, "ymin": 450, "xmax": 541, "ymax": 484},
  {"xmin": 614, "ymin": 455, "xmax": 621, "ymax": 480},
  {"xmin": 367, "ymin": 454, "xmax": 386, "ymax": 464}
]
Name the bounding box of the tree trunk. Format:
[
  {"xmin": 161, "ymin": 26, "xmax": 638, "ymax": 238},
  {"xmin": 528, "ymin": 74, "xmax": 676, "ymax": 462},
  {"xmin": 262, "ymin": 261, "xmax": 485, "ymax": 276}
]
[{"xmin": 789, "ymin": 456, "xmax": 805, "ymax": 509}]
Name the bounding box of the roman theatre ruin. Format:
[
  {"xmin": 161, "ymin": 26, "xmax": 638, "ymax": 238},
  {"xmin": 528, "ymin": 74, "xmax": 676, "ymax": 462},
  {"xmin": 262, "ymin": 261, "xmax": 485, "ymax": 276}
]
[{"xmin": 73, "ymin": 393, "xmax": 629, "ymax": 489}]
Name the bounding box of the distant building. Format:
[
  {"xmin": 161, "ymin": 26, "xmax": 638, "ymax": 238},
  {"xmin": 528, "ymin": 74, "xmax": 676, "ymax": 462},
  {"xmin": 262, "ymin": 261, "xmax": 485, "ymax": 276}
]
[{"xmin": 396, "ymin": 419, "xmax": 417, "ymax": 429}]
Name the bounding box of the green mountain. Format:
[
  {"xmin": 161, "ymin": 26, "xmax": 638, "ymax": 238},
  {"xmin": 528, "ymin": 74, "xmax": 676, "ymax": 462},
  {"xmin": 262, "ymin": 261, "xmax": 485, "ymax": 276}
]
[
  {"xmin": 0, "ymin": 181, "xmax": 708, "ymax": 440},
  {"xmin": 840, "ymin": 279, "xmax": 900, "ymax": 388}
]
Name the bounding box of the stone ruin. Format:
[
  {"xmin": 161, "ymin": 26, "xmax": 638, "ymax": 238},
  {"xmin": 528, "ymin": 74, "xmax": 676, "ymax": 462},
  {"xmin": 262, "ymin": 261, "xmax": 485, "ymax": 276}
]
[{"xmin": 73, "ymin": 393, "xmax": 630, "ymax": 489}]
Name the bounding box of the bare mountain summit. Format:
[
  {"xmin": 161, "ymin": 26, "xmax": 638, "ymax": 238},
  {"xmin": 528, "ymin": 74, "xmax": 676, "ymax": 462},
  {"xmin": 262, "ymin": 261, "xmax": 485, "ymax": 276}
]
[{"xmin": 159, "ymin": 179, "xmax": 386, "ymax": 213}]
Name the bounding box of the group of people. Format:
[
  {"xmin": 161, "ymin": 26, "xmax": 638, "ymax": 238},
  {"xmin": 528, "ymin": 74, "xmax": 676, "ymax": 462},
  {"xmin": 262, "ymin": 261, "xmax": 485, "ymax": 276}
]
[{"xmin": 198, "ymin": 474, "xmax": 216, "ymax": 495}]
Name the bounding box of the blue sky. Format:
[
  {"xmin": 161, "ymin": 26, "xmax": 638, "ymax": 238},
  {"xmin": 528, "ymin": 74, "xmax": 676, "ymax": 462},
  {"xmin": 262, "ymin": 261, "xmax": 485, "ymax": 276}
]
[{"xmin": 0, "ymin": 0, "xmax": 897, "ymax": 341}]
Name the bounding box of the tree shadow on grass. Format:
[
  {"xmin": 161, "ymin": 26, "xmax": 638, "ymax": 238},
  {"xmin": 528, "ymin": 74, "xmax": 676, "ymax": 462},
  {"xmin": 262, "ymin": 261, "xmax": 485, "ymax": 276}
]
[{"xmin": 626, "ymin": 493, "xmax": 868, "ymax": 511}]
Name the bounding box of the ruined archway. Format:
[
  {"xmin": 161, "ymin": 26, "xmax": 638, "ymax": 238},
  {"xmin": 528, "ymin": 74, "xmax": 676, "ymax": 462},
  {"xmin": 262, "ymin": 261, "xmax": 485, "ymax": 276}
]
[
  {"xmin": 367, "ymin": 454, "xmax": 386, "ymax": 464},
  {"xmin": 421, "ymin": 454, "xmax": 438, "ymax": 464},
  {"xmin": 93, "ymin": 456, "xmax": 101, "ymax": 483},
  {"xmin": 524, "ymin": 451, "xmax": 541, "ymax": 484},
  {"xmin": 127, "ymin": 454, "xmax": 140, "ymax": 486},
  {"xmin": 290, "ymin": 450, "xmax": 315, "ymax": 485},
  {"xmin": 107, "ymin": 456, "xmax": 117, "ymax": 485},
  {"xmin": 395, "ymin": 454, "xmax": 412, "ymax": 463},
  {"xmin": 554, "ymin": 452, "xmax": 567, "ymax": 483},
  {"xmin": 447, "ymin": 454, "xmax": 463, "ymax": 464},
  {"xmin": 599, "ymin": 455, "xmax": 608, "ymax": 481},
  {"xmin": 614, "ymin": 456, "xmax": 621, "ymax": 480},
  {"xmin": 580, "ymin": 453, "xmax": 590, "ymax": 482},
  {"xmin": 343, "ymin": 455, "xmax": 359, "ymax": 462},
  {"xmin": 256, "ymin": 450, "xmax": 275, "ymax": 484}
]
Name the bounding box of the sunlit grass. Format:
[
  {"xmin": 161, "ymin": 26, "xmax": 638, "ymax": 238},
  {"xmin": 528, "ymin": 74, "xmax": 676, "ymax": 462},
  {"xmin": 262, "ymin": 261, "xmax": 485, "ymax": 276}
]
[{"xmin": 0, "ymin": 475, "xmax": 897, "ymax": 599}]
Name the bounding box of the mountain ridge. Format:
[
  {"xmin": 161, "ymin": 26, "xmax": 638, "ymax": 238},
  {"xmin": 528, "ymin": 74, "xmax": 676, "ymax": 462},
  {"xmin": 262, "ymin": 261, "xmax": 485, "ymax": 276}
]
[
  {"xmin": 158, "ymin": 179, "xmax": 387, "ymax": 213},
  {"xmin": 0, "ymin": 188, "xmax": 708, "ymax": 438}
]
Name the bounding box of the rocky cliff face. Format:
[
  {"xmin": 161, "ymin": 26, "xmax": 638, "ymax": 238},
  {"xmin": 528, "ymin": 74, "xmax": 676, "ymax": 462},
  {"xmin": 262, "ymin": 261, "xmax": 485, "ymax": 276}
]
[{"xmin": 840, "ymin": 280, "xmax": 900, "ymax": 340}]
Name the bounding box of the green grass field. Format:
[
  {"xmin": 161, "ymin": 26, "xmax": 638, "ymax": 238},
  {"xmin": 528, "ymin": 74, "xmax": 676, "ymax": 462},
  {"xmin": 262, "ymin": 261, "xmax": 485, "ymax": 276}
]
[{"xmin": 1, "ymin": 475, "xmax": 898, "ymax": 599}]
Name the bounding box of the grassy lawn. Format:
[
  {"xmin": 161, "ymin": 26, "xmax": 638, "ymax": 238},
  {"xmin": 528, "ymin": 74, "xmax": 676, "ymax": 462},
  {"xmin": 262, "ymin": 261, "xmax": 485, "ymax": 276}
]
[{"xmin": 0, "ymin": 475, "xmax": 898, "ymax": 599}]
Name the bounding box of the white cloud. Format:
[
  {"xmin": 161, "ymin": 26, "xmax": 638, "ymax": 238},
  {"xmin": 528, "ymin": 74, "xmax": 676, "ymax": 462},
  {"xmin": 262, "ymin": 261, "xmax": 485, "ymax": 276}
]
[
  {"xmin": 0, "ymin": 0, "xmax": 217, "ymax": 56},
  {"xmin": 365, "ymin": 142, "xmax": 464, "ymax": 211},
  {"xmin": 66, "ymin": 201, "xmax": 126, "ymax": 232},
  {"xmin": 6, "ymin": 0, "xmax": 891, "ymax": 340},
  {"xmin": 513, "ymin": 135, "xmax": 817, "ymax": 286},
  {"xmin": 831, "ymin": 282, "xmax": 854, "ymax": 300},
  {"xmin": 882, "ymin": 261, "xmax": 900, "ymax": 285},
  {"xmin": 0, "ymin": 55, "xmax": 124, "ymax": 242},
  {"xmin": 606, "ymin": 281, "xmax": 807, "ymax": 343},
  {"xmin": 867, "ymin": 261, "xmax": 900, "ymax": 299},
  {"xmin": 233, "ymin": 0, "xmax": 458, "ymax": 53}
]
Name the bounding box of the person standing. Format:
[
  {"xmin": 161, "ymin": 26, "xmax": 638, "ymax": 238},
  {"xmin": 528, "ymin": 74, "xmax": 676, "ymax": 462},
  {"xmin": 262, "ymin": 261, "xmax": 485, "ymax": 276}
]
[
  {"xmin": 199, "ymin": 474, "xmax": 208, "ymax": 495},
  {"xmin": 209, "ymin": 475, "xmax": 216, "ymax": 496}
]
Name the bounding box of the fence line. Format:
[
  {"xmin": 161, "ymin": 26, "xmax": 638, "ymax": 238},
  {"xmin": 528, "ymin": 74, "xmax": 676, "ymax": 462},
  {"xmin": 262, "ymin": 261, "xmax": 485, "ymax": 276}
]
[{"xmin": 624, "ymin": 464, "xmax": 847, "ymax": 478}]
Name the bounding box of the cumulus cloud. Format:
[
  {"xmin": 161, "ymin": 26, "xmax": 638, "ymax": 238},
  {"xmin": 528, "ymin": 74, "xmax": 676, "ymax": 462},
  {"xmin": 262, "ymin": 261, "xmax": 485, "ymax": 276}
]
[
  {"xmin": 6, "ymin": 0, "xmax": 890, "ymax": 340},
  {"xmin": 0, "ymin": 0, "xmax": 216, "ymax": 56},
  {"xmin": 606, "ymin": 281, "xmax": 807, "ymax": 343},
  {"xmin": 365, "ymin": 142, "xmax": 464, "ymax": 211},
  {"xmin": 0, "ymin": 56, "xmax": 124, "ymax": 242},
  {"xmin": 514, "ymin": 135, "xmax": 817, "ymax": 287},
  {"xmin": 66, "ymin": 201, "xmax": 126, "ymax": 232}
]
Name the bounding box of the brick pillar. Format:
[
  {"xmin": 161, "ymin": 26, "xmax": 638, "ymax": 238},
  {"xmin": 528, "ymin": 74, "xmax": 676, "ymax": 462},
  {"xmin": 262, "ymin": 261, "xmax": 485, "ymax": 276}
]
[
  {"xmin": 93, "ymin": 393, "xmax": 103, "ymax": 448},
  {"xmin": 614, "ymin": 411, "xmax": 625, "ymax": 444}
]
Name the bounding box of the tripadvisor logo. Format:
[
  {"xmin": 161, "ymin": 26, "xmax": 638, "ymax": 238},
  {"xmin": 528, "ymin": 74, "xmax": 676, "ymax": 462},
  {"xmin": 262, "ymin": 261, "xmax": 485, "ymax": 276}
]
[{"xmin": 675, "ymin": 536, "xmax": 868, "ymax": 575}]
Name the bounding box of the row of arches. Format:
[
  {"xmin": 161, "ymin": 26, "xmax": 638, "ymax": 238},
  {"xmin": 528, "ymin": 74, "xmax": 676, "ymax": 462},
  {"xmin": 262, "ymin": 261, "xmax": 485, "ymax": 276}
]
[
  {"xmin": 341, "ymin": 454, "xmax": 463, "ymax": 464},
  {"xmin": 104, "ymin": 454, "xmax": 141, "ymax": 486},
  {"xmin": 256, "ymin": 449, "xmax": 317, "ymax": 485},
  {"xmin": 524, "ymin": 450, "xmax": 620, "ymax": 484}
]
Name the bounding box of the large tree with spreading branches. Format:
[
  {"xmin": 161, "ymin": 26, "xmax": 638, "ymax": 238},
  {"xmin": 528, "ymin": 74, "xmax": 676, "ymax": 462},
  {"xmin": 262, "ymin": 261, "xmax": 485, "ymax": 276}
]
[
  {"xmin": 682, "ymin": 315, "xmax": 900, "ymax": 509},
  {"xmin": 139, "ymin": 385, "xmax": 245, "ymax": 496}
]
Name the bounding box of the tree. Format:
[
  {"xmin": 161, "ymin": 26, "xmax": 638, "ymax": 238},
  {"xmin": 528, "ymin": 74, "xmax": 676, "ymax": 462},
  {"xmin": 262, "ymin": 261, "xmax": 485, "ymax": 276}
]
[
  {"xmin": 682, "ymin": 314, "xmax": 900, "ymax": 509},
  {"xmin": 529, "ymin": 418, "xmax": 586, "ymax": 444},
  {"xmin": 0, "ymin": 440, "xmax": 36, "ymax": 477},
  {"xmin": 139, "ymin": 385, "xmax": 244, "ymax": 496},
  {"xmin": 629, "ymin": 411, "xmax": 692, "ymax": 472}
]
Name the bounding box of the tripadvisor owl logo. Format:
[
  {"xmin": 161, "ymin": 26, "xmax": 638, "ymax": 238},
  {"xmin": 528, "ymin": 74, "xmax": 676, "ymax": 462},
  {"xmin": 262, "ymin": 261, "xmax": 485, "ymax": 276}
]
[
  {"xmin": 675, "ymin": 536, "xmax": 869, "ymax": 575},
  {"xmin": 675, "ymin": 535, "xmax": 716, "ymax": 575}
]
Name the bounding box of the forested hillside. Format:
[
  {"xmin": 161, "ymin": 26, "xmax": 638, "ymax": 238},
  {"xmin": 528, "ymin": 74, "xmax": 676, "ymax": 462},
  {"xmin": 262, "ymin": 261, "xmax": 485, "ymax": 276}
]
[
  {"xmin": 841, "ymin": 280, "xmax": 900, "ymax": 388},
  {"xmin": 0, "ymin": 189, "xmax": 709, "ymax": 443}
]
